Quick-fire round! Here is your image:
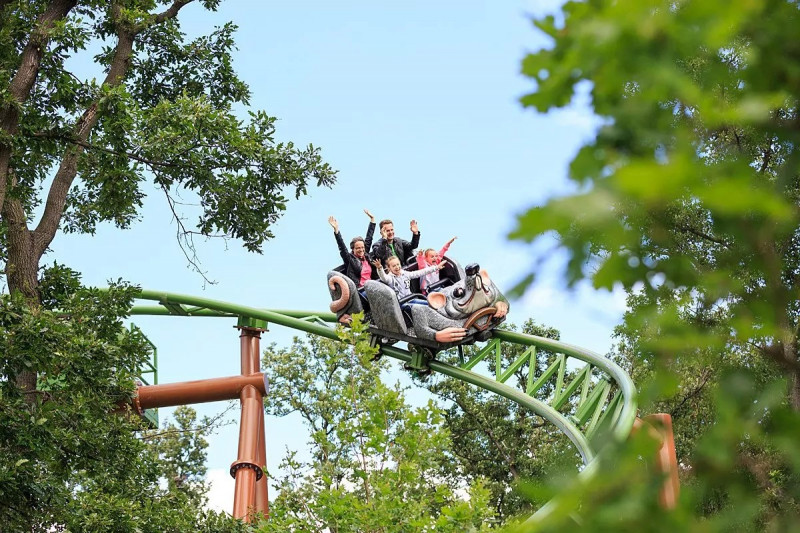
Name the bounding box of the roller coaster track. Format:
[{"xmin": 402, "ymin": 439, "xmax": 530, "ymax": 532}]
[{"xmin": 130, "ymin": 289, "xmax": 638, "ymax": 524}]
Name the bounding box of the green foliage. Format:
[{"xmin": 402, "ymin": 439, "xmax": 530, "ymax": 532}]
[
  {"xmin": 425, "ymin": 320, "xmax": 580, "ymax": 521},
  {"xmin": 0, "ymin": 275, "xmax": 243, "ymax": 531},
  {"xmin": 1, "ymin": 1, "xmax": 336, "ymax": 277},
  {"xmin": 258, "ymin": 322, "xmax": 495, "ymax": 532},
  {"xmin": 145, "ymin": 405, "xmax": 213, "ymax": 507},
  {"xmin": 510, "ymin": 0, "xmax": 800, "ymax": 529}
]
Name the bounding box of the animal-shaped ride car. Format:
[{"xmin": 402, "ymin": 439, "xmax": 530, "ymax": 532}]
[{"xmin": 326, "ymin": 259, "xmax": 509, "ymax": 355}]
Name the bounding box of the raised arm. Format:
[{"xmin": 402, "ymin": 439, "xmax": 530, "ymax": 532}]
[
  {"xmin": 406, "ymin": 263, "xmax": 442, "ymax": 280},
  {"xmin": 372, "ymin": 258, "xmax": 389, "ymax": 283},
  {"xmin": 408, "ymin": 219, "xmax": 421, "ymax": 252},
  {"xmin": 329, "ymin": 215, "xmax": 349, "ymax": 262},
  {"xmin": 364, "ymin": 209, "xmax": 376, "ymax": 250},
  {"xmin": 416, "ymin": 250, "xmax": 427, "ymax": 269},
  {"xmin": 439, "ymin": 236, "xmax": 456, "ymax": 258}
]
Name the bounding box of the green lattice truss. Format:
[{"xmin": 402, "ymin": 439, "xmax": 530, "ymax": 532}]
[{"xmin": 130, "ymin": 289, "xmax": 638, "ymax": 523}]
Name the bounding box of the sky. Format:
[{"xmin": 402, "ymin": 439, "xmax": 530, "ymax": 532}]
[{"xmin": 44, "ymin": 0, "xmax": 627, "ymax": 514}]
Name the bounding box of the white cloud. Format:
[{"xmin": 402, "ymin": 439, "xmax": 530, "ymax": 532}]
[
  {"xmin": 206, "ymin": 468, "xmax": 234, "ymax": 515},
  {"xmin": 520, "ymin": 282, "xmax": 560, "ymax": 310}
]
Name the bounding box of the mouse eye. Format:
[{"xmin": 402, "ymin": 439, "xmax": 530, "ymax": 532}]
[{"xmin": 454, "ymin": 288, "xmax": 465, "ymax": 298}]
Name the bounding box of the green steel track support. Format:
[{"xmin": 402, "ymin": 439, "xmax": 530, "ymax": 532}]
[
  {"xmin": 497, "ymin": 345, "xmax": 535, "ymax": 384},
  {"xmin": 551, "ymin": 363, "xmax": 591, "ymax": 411},
  {"xmin": 528, "ymin": 356, "xmax": 562, "ymax": 397},
  {"xmin": 127, "ymin": 288, "xmax": 638, "ymax": 522},
  {"xmin": 129, "ymin": 323, "xmax": 159, "ymax": 428},
  {"xmin": 462, "ymin": 338, "xmax": 500, "ymax": 371}
]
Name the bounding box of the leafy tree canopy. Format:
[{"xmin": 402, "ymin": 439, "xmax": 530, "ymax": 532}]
[
  {"xmin": 0, "ymin": 0, "xmax": 336, "ymax": 298},
  {"xmin": 259, "ymin": 322, "xmax": 496, "ymax": 532},
  {"xmin": 0, "ymin": 266, "xmax": 246, "ymax": 531},
  {"xmin": 511, "ymin": 0, "xmax": 800, "ymax": 404},
  {"xmin": 424, "ymin": 320, "xmax": 580, "ymax": 521},
  {"xmin": 509, "ymin": 0, "xmax": 800, "ymax": 529}
]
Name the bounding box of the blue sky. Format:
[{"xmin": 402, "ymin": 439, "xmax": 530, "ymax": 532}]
[{"xmin": 45, "ymin": 1, "xmax": 627, "ymax": 512}]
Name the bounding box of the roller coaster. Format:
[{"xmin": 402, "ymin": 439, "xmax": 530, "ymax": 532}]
[{"xmin": 127, "ymin": 288, "xmax": 677, "ymax": 526}]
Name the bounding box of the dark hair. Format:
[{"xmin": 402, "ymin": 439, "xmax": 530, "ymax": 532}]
[
  {"xmin": 350, "ymin": 236, "xmax": 364, "ymax": 251},
  {"xmin": 379, "ymin": 219, "xmax": 393, "ymax": 230}
]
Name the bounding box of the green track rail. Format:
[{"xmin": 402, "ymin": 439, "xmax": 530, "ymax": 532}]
[{"xmin": 130, "ymin": 289, "xmax": 637, "ymax": 522}]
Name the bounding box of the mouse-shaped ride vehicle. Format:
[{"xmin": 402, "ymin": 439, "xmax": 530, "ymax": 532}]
[{"xmin": 327, "ymin": 258, "xmax": 509, "ymax": 371}]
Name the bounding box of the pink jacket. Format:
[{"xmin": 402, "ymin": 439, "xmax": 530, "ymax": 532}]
[{"xmin": 416, "ymin": 242, "xmax": 451, "ymax": 292}]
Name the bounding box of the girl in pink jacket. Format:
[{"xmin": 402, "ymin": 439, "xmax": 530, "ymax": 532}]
[{"xmin": 416, "ymin": 236, "xmax": 456, "ymax": 294}]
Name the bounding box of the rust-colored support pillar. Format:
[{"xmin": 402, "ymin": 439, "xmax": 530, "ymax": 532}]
[
  {"xmin": 231, "ymin": 384, "xmax": 263, "ymax": 520},
  {"xmin": 255, "ymin": 401, "xmax": 269, "ymax": 515},
  {"xmin": 633, "ymin": 413, "xmax": 680, "ymax": 510},
  {"xmin": 644, "ymin": 413, "xmax": 679, "ymax": 509},
  {"xmin": 231, "ymin": 327, "xmax": 269, "ymax": 522}
]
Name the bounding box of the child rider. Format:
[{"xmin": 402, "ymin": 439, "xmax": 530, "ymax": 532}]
[{"xmin": 371, "ymin": 256, "xmax": 444, "ymax": 312}]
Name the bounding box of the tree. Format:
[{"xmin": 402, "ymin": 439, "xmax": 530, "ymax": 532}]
[
  {"xmin": 145, "ymin": 405, "xmax": 216, "ymax": 508},
  {"xmin": 509, "ymin": 0, "xmax": 800, "ymax": 529},
  {"xmin": 424, "ymin": 320, "xmax": 579, "ymax": 521},
  {"xmin": 258, "ymin": 322, "xmax": 495, "ymax": 532},
  {"xmin": 0, "ymin": 1, "xmax": 335, "ymax": 394},
  {"xmin": 512, "ymin": 0, "xmax": 800, "ymax": 409},
  {"xmin": 0, "ymin": 268, "xmax": 247, "ymax": 531},
  {"xmin": 612, "ymin": 290, "xmax": 782, "ymax": 469}
]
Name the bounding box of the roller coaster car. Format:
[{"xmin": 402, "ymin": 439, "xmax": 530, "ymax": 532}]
[
  {"xmin": 326, "ymin": 255, "xmax": 460, "ymax": 326},
  {"xmin": 328, "ymin": 257, "xmax": 509, "ymax": 353}
]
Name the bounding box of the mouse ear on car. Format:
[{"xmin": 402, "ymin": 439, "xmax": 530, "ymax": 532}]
[{"xmin": 427, "ymin": 292, "xmax": 446, "ymax": 310}]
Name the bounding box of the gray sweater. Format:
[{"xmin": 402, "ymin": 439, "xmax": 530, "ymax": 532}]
[{"xmin": 377, "ymin": 264, "xmax": 439, "ymax": 299}]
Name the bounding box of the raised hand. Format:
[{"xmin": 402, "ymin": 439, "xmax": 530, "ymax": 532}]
[
  {"xmin": 328, "ymin": 216, "xmax": 339, "ymax": 232},
  {"xmin": 410, "ymin": 219, "xmax": 419, "ymax": 234},
  {"xmin": 364, "ymin": 209, "xmax": 375, "ymax": 223},
  {"xmin": 447, "ymin": 236, "xmax": 457, "ymax": 246},
  {"xmin": 370, "ymin": 258, "xmax": 382, "ymax": 269}
]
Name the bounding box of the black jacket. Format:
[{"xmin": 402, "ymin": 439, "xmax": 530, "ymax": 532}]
[
  {"xmin": 371, "ymin": 232, "xmax": 420, "ymax": 265},
  {"xmin": 333, "ymin": 221, "xmax": 377, "ymax": 287}
]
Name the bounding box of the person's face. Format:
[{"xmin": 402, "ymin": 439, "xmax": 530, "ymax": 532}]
[
  {"xmin": 426, "ymin": 251, "xmax": 440, "ymax": 264},
  {"xmin": 381, "ymin": 223, "xmax": 395, "ymax": 241},
  {"xmin": 388, "ymin": 258, "xmax": 402, "ymax": 275},
  {"xmin": 352, "ymin": 240, "xmax": 365, "ymax": 258}
]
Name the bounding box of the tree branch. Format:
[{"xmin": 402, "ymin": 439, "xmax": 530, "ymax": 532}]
[
  {"xmin": 672, "ymin": 222, "xmax": 729, "ymax": 247},
  {"xmin": 0, "ymin": 0, "xmax": 78, "ymax": 215},
  {"xmin": 31, "ymin": 0, "xmax": 199, "ymax": 260},
  {"xmin": 453, "ymin": 396, "xmax": 520, "ymax": 480},
  {"xmin": 30, "ymin": 130, "xmax": 178, "ymax": 169},
  {"xmin": 33, "ymin": 1, "xmax": 139, "ymax": 258},
  {"xmin": 669, "ymin": 368, "xmax": 713, "ymax": 418},
  {"xmin": 159, "ymin": 183, "xmax": 218, "ymax": 287},
  {"xmin": 139, "ymin": 405, "xmax": 234, "ymax": 441},
  {"xmin": 150, "ymin": 0, "xmax": 194, "ymax": 26},
  {"xmin": 759, "ymin": 140, "xmax": 773, "ymax": 174},
  {"xmin": 755, "ymin": 341, "xmax": 800, "ymax": 373}
]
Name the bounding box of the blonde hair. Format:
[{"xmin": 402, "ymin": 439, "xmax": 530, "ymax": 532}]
[{"xmin": 387, "ymin": 256, "xmax": 401, "ymax": 267}]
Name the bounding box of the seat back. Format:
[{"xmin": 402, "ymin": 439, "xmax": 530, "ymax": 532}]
[{"xmin": 402, "ymin": 260, "xmax": 423, "ymax": 295}]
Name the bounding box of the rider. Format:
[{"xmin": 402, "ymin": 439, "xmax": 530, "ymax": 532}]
[
  {"xmin": 328, "ymin": 209, "xmax": 377, "ymax": 290},
  {"xmin": 371, "ymin": 256, "xmax": 444, "ymax": 312},
  {"xmin": 371, "ymin": 219, "xmax": 420, "ymax": 266},
  {"xmin": 416, "ymin": 236, "xmax": 457, "ymax": 294}
]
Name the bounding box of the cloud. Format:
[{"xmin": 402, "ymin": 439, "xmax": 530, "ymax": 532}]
[
  {"xmin": 520, "ymin": 282, "xmax": 560, "ymax": 310},
  {"xmin": 206, "ymin": 468, "xmax": 234, "ymax": 515}
]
